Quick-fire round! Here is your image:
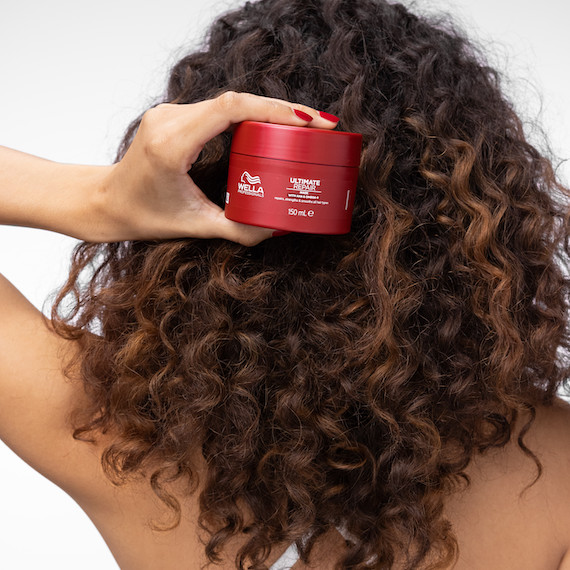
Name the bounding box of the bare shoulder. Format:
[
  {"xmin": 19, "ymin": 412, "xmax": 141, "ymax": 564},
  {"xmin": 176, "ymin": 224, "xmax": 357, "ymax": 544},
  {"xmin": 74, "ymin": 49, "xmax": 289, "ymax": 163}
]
[
  {"xmin": 531, "ymin": 397, "xmax": 570, "ymax": 505},
  {"xmin": 444, "ymin": 398, "xmax": 570, "ymax": 569},
  {"xmin": 468, "ymin": 397, "xmax": 570, "ymax": 478},
  {"xmin": 530, "ymin": 397, "xmax": 570, "ymax": 472},
  {"xmin": 0, "ymin": 273, "xmax": 103, "ymax": 500},
  {"xmin": 531, "ymin": 398, "xmax": 570, "ymax": 569},
  {"xmin": 534, "ymin": 396, "xmax": 570, "ymax": 430}
]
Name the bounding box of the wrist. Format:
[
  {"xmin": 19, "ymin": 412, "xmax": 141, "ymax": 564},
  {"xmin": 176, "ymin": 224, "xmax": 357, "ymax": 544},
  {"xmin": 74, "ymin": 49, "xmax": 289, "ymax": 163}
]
[
  {"xmin": 48, "ymin": 162, "xmax": 115, "ymax": 242},
  {"xmin": 76, "ymin": 163, "xmax": 121, "ymax": 242}
]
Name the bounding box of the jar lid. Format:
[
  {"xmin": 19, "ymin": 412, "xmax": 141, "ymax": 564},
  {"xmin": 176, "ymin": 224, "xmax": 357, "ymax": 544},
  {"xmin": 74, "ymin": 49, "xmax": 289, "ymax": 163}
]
[{"xmin": 230, "ymin": 121, "xmax": 362, "ymax": 167}]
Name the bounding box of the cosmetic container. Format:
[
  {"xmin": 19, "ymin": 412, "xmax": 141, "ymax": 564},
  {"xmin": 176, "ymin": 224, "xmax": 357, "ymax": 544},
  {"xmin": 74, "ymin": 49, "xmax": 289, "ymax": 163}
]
[{"xmin": 225, "ymin": 121, "xmax": 362, "ymax": 234}]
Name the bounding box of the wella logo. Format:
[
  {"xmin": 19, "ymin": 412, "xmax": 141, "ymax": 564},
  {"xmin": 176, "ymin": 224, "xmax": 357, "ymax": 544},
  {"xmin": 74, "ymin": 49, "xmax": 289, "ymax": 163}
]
[{"xmin": 237, "ymin": 171, "xmax": 264, "ymax": 197}]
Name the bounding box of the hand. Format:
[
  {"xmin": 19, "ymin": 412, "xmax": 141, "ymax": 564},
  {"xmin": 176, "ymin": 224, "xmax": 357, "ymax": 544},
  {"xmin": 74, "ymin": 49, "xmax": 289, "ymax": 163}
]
[{"xmin": 98, "ymin": 92, "xmax": 339, "ymax": 245}]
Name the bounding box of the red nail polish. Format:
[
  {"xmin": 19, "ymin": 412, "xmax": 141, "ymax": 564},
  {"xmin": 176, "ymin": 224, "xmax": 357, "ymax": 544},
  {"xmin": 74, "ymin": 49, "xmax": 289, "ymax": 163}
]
[
  {"xmin": 319, "ymin": 111, "xmax": 340, "ymax": 123},
  {"xmin": 272, "ymin": 230, "xmax": 291, "ymax": 237},
  {"xmin": 294, "ymin": 109, "xmax": 314, "ymax": 122}
]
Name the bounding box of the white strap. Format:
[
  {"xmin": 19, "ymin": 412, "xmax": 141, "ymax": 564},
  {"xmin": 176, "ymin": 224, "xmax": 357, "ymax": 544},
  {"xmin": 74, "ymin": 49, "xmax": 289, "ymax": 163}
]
[
  {"xmin": 336, "ymin": 522, "xmax": 379, "ymax": 566},
  {"xmin": 269, "ymin": 541, "xmax": 301, "ymax": 570},
  {"xmin": 268, "ymin": 523, "xmax": 379, "ymax": 569}
]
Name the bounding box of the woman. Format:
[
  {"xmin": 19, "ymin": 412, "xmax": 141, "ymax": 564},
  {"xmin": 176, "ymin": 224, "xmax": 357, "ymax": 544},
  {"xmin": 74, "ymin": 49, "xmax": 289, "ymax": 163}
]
[{"xmin": 1, "ymin": 0, "xmax": 569, "ymax": 568}]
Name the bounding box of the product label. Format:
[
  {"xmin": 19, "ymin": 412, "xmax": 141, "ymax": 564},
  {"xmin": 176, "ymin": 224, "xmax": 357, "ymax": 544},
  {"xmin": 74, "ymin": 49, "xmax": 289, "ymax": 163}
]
[
  {"xmin": 226, "ymin": 154, "xmax": 358, "ymax": 234},
  {"xmin": 237, "ymin": 171, "xmax": 264, "ymax": 197},
  {"xmin": 288, "ymin": 177, "xmax": 321, "ymax": 194},
  {"xmin": 268, "ymin": 176, "xmax": 329, "ymax": 208},
  {"xmin": 287, "ymin": 207, "xmax": 315, "ymax": 218},
  {"xmin": 283, "ymin": 177, "xmax": 325, "ymax": 204}
]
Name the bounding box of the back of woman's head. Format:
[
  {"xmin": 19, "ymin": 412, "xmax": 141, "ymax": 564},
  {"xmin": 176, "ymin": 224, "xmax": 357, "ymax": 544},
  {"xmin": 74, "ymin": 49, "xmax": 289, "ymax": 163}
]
[{"xmin": 52, "ymin": 0, "xmax": 570, "ymax": 568}]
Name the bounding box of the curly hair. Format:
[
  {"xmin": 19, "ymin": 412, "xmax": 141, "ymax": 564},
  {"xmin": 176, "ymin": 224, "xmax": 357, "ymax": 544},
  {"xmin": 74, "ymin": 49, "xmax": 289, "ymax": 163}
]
[{"xmin": 51, "ymin": 0, "xmax": 570, "ymax": 568}]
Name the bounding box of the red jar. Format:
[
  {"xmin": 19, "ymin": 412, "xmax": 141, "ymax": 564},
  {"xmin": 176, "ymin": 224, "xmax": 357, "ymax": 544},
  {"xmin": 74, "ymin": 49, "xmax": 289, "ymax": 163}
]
[{"xmin": 225, "ymin": 121, "xmax": 362, "ymax": 234}]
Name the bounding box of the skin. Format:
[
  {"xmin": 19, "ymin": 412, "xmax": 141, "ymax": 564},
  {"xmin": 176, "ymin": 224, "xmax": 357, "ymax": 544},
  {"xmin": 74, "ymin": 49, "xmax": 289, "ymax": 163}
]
[{"xmin": 1, "ymin": 91, "xmax": 570, "ymax": 569}]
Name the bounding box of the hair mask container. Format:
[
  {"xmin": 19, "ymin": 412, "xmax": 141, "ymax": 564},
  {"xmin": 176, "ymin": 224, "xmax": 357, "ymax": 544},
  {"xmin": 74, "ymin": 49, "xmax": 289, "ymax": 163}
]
[{"xmin": 225, "ymin": 121, "xmax": 362, "ymax": 234}]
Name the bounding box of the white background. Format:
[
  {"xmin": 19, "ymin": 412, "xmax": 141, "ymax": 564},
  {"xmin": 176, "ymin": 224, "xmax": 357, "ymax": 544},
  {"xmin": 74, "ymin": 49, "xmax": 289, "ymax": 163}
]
[{"xmin": 0, "ymin": 1, "xmax": 568, "ymax": 568}]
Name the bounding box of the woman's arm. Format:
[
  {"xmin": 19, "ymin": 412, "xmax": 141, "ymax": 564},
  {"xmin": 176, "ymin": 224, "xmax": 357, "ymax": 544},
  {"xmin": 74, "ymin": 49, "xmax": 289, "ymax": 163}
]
[
  {"xmin": 0, "ymin": 92, "xmax": 338, "ymax": 490},
  {"xmin": 0, "ymin": 93, "xmax": 336, "ymax": 243}
]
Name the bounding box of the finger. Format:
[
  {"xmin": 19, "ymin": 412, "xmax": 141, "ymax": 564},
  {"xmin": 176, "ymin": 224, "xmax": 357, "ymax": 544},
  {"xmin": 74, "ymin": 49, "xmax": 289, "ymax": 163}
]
[
  {"xmin": 192, "ymin": 200, "xmax": 276, "ymax": 246},
  {"xmin": 256, "ymin": 95, "xmax": 341, "ymax": 129},
  {"xmin": 184, "ymin": 91, "xmax": 340, "ymax": 151}
]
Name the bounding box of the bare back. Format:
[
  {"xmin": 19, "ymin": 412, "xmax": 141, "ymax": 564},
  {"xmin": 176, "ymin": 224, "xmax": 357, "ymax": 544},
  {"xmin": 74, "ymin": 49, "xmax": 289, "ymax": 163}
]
[
  {"xmin": 74, "ymin": 401, "xmax": 570, "ymax": 569},
  {"xmin": 1, "ymin": 277, "xmax": 570, "ymax": 569}
]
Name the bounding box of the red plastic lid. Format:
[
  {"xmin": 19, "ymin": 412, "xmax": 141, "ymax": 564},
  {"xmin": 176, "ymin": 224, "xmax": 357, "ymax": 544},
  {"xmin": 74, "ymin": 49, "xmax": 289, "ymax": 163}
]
[{"xmin": 230, "ymin": 121, "xmax": 362, "ymax": 167}]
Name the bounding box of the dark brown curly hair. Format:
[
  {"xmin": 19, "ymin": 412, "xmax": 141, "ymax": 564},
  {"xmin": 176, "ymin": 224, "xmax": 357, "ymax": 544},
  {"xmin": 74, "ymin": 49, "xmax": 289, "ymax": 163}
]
[{"xmin": 51, "ymin": 0, "xmax": 570, "ymax": 568}]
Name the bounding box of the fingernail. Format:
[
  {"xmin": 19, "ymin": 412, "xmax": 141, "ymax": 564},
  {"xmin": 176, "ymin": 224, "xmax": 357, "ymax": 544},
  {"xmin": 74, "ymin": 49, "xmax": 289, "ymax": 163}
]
[
  {"xmin": 319, "ymin": 111, "xmax": 340, "ymax": 123},
  {"xmin": 293, "ymin": 109, "xmax": 314, "ymax": 122},
  {"xmin": 272, "ymin": 230, "xmax": 291, "ymax": 237}
]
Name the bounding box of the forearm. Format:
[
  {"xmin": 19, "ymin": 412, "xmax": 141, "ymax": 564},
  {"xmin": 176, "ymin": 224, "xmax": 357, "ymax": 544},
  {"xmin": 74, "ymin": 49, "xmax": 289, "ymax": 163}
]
[{"xmin": 0, "ymin": 146, "xmax": 112, "ymax": 241}]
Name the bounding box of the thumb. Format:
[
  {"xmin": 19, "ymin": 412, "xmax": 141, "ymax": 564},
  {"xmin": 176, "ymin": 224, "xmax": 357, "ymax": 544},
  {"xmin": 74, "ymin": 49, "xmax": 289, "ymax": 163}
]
[
  {"xmin": 179, "ymin": 190, "xmax": 277, "ymax": 245},
  {"xmin": 210, "ymin": 208, "xmax": 277, "ymax": 246}
]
